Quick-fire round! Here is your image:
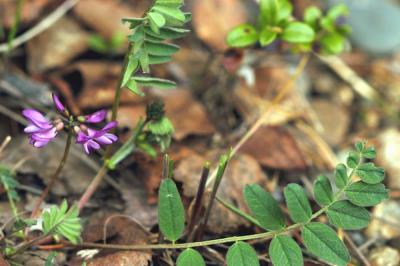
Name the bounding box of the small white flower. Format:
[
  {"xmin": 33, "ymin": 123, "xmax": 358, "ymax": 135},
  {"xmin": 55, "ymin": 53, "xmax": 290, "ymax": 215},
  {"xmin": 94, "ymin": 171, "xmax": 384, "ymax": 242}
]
[{"xmin": 77, "ymin": 249, "xmax": 99, "ymax": 260}]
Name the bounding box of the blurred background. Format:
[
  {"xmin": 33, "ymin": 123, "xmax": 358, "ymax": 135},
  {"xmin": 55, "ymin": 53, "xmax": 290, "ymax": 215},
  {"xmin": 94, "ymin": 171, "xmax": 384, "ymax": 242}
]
[{"xmin": 1, "ymin": 0, "xmax": 400, "ymax": 265}]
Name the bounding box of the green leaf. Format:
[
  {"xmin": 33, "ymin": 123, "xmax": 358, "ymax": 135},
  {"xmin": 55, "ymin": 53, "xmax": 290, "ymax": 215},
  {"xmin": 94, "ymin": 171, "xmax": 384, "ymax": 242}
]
[
  {"xmin": 304, "ymin": 6, "xmax": 321, "ymax": 28},
  {"xmin": 269, "ymin": 235, "xmax": 303, "ymax": 266},
  {"xmin": 42, "ymin": 200, "xmax": 81, "ymax": 244},
  {"xmin": 0, "ymin": 166, "xmax": 19, "ymax": 201},
  {"xmin": 244, "ymin": 184, "xmax": 285, "ymax": 231},
  {"xmin": 45, "ymin": 252, "xmax": 58, "ymax": 266},
  {"xmin": 259, "ymin": 28, "xmax": 277, "ymax": 46},
  {"xmin": 148, "ymin": 117, "xmax": 174, "ymax": 135},
  {"xmin": 227, "ymin": 24, "xmax": 259, "ymax": 48},
  {"xmin": 313, "ymin": 175, "xmax": 333, "ymax": 206},
  {"xmin": 149, "ymin": 55, "xmax": 172, "ymax": 64},
  {"xmin": 259, "ymin": 0, "xmax": 279, "ymax": 26},
  {"xmin": 145, "ymin": 26, "xmax": 189, "ymax": 40},
  {"xmin": 356, "ymin": 163, "xmax": 385, "ymax": 184},
  {"xmin": 281, "ymin": 22, "xmax": 315, "ymax": 44},
  {"xmin": 345, "ymin": 181, "xmax": 388, "ymax": 207},
  {"xmin": 335, "ymin": 163, "xmax": 348, "ymax": 189},
  {"xmin": 158, "ymin": 178, "xmax": 185, "ymax": 242},
  {"xmin": 88, "ymin": 34, "xmax": 109, "ymax": 53},
  {"xmin": 152, "ymin": 5, "xmax": 185, "ymax": 22},
  {"xmin": 177, "ymin": 248, "xmax": 205, "ymax": 266},
  {"xmin": 121, "ymin": 55, "xmax": 139, "ymax": 87},
  {"xmin": 362, "ymin": 146, "xmax": 376, "ymax": 159},
  {"xmin": 126, "ymin": 79, "xmax": 144, "ymax": 96},
  {"xmin": 355, "ymin": 141, "xmax": 365, "ymax": 153},
  {"xmin": 139, "ymin": 51, "xmax": 150, "ymax": 73},
  {"xmin": 346, "ymin": 151, "xmax": 360, "ymax": 169},
  {"xmin": 145, "ymin": 41, "xmax": 179, "ymax": 56},
  {"xmin": 122, "ymin": 17, "xmax": 146, "ymax": 29},
  {"xmin": 320, "ymin": 33, "xmax": 345, "ymax": 54},
  {"xmin": 284, "ymin": 183, "xmax": 312, "ymax": 223},
  {"xmin": 148, "ymin": 12, "xmax": 166, "ymax": 31},
  {"xmin": 327, "ymin": 4, "xmax": 349, "ymax": 20},
  {"xmin": 132, "ymin": 76, "xmax": 176, "ymax": 89},
  {"xmin": 327, "ymin": 200, "xmax": 370, "ymax": 230},
  {"xmin": 302, "ymin": 222, "xmax": 350, "ymax": 266},
  {"xmin": 226, "ymin": 241, "xmax": 259, "ymax": 266},
  {"xmin": 277, "ymin": 0, "xmax": 293, "ymax": 22}
]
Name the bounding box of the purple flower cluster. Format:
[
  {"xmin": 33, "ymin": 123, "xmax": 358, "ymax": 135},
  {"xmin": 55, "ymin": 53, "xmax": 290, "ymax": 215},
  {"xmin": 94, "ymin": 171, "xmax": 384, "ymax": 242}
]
[{"xmin": 22, "ymin": 94, "xmax": 118, "ymax": 154}]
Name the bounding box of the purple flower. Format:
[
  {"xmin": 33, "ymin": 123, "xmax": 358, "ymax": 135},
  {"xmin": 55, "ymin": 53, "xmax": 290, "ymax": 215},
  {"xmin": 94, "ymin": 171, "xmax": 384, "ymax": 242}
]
[
  {"xmin": 76, "ymin": 121, "xmax": 118, "ymax": 154},
  {"xmin": 84, "ymin": 109, "xmax": 107, "ymax": 123},
  {"xmin": 22, "ymin": 109, "xmax": 58, "ymax": 148},
  {"xmin": 52, "ymin": 93, "xmax": 65, "ymax": 113}
]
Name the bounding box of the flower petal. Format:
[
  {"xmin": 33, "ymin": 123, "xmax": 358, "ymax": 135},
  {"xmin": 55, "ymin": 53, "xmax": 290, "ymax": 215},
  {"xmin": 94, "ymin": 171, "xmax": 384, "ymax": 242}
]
[
  {"xmin": 24, "ymin": 125, "xmax": 42, "ymax": 133},
  {"xmin": 52, "ymin": 93, "xmax": 65, "ymax": 112},
  {"xmin": 22, "ymin": 109, "xmax": 52, "ymax": 129},
  {"xmin": 85, "ymin": 109, "xmax": 107, "ymax": 123}
]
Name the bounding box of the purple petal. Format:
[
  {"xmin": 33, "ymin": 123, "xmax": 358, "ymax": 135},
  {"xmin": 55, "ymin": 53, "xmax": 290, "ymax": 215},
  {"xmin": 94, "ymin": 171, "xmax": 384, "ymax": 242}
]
[
  {"xmin": 32, "ymin": 140, "xmax": 49, "ymax": 148},
  {"xmin": 85, "ymin": 109, "xmax": 107, "ymax": 123},
  {"xmin": 94, "ymin": 136, "xmax": 113, "ymax": 145},
  {"xmin": 22, "ymin": 109, "xmax": 52, "ymax": 129},
  {"xmin": 24, "ymin": 125, "xmax": 43, "ymax": 133},
  {"xmin": 102, "ymin": 121, "xmax": 118, "ymax": 132},
  {"xmin": 31, "ymin": 128, "xmax": 57, "ymax": 140},
  {"xmin": 83, "ymin": 140, "xmax": 100, "ymax": 154},
  {"xmin": 104, "ymin": 133, "xmax": 118, "ymax": 142},
  {"xmin": 52, "ymin": 93, "xmax": 65, "ymax": 112}
]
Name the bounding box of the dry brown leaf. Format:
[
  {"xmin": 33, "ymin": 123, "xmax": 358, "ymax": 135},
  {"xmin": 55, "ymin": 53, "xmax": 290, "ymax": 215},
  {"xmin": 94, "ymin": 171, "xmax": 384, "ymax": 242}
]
[
  {"xmin": 27, "ymin": 16, "xmax": 88, "ymax": 73},
  {"xmin": 175, "ymin": 151, "xmax": 266, "ymax": 233},
  {"xmin": 83, "ymin": 216, "xmax": 151, "ymax": 266},
  {"xmin": 74, "ymin": 0, "xmax": 144, "ymax": 39},
  {"xmin": 192, "ymin": 0, "xmax": 248, "ymax": 50},
  {"xmin": 0, "ymin": 257, "xmax": 10, "ymax": 266},
  {"xmin": 117, "ymin": 89, "xmax": 215, "ymax": 139},
  {"xmin": 310, "ymin": 99, "xmax": 350, "ymax": 146},
  {"xmin": 239, "ymin": 126, "xmax": 308, "ymax": 170}
]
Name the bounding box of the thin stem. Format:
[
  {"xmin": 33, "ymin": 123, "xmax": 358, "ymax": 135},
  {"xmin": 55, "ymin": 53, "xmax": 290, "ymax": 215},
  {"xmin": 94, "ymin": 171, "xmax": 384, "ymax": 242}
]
[
  {"xmin": 77, "ymin": 44, "xmax": 133, "ymax": 211},
  {"xmin": 30, "ymin": 130, "xmax": 73, "ymax": 218},
  {"xmin": 7, "ymin": 0, "xmax": 24, "ymax": 52},
  {"xmin": 216, "ymin": 196, "xmax": 262, "ymax": 228},
  {"xmin": 205, "ymin": 53, "xmax": 311, "ymax": 188},
  {"xmin": 187, "ymin": 163, "xmax": 210, "ymax": 241}
]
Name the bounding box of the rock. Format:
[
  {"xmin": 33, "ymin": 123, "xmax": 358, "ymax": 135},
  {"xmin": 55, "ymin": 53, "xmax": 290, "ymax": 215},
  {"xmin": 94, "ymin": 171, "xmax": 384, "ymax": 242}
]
[
  {"xmin": 377, "ymin": 129, "xmax": 400, "ymax": 189},
  {"xmin": 367, "ymin": 200, "xmax": 400, "ymax": 240},
  {"xmin": 369, "ymin": 246, "xmax": 400, "ymax": 266}
]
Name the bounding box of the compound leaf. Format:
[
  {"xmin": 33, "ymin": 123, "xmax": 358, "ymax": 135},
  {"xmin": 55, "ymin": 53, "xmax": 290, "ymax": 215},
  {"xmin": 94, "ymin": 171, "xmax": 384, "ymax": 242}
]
[
  {"xmin": 284, "ymin": 183, "xmax": 312, "ymax": 223},
  {"xmin": 313, "ymin": 175, "xmax": 333, "ymax": 207},
  {"xmin": 226, "ymin": 241, "xmax": 259, "ymax": 266},
  {"xmin": 177, "ymin": 248, "xmax": 205, "ymax": 266},
  {"xmin": 345, "ymin": 182, "xmax": 388, "ymax": 207},
  {"xmin": 327, "ymin": 200, "xmax": 370, "ymax": 230},
  {"xmin": 269, "ymin": 235, "xmax": 303, "ymax": 266}
]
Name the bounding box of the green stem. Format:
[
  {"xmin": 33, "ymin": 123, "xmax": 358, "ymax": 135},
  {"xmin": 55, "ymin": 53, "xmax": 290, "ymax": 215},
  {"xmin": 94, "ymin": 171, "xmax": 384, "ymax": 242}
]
[
  {"xmin": 30, "ymin": 129, "xmax": 73, "ymax": 218},
  {"xmin": 7, "ymin": 0, "xmax": 24, "ymax": 52},
  {"xmin": 216, "ymin": 196, "xmax": 262, "ymax": 228},
  {"xmin": 5, "ymin": 185, "xmax": 18, "ymax": 218}
]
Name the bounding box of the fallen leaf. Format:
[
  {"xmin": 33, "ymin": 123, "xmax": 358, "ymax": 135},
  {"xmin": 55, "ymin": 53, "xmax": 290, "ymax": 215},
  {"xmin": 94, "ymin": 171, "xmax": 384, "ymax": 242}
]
[
  {"xmin": 175, "ymin": 151, "xmax": 266, "ymax": 233},
  {"xmin": 27, "ymin": 16, "xmax": 88, "ymax": 73},
  {"xmin": 310, "ymin": 99, "xmax": 350, "ymax": 146},
  {"xmin": 368, "ymin": 246, "xmax": 400, "ymax": 266},
  {"xmin": 2, "ymin": 136, "xmax": 96, "ymax": 196},
  {"xmin": 239, "ymin": 126, "xmax": 308, "ymax": 170},
  {"xmin": 0, "ymin": 256, "xmax": 10, "ymax": 266},
  {"xmin": 192, "ymin": 0, "xmax": 248, "ymax": 50},
  {"xmin": 82, "ymin": 215, "xmax": 151, "ymax": 266},
  {"xmin": 74, "ymin": 0, "xmax": 144, "ymax": 39}
]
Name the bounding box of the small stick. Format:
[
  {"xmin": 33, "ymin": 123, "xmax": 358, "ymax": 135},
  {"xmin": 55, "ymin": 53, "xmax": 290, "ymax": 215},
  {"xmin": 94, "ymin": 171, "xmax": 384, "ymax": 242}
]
[{"xmin": 187, "ymin": 163, "xmax": 210, "ymax": 242}]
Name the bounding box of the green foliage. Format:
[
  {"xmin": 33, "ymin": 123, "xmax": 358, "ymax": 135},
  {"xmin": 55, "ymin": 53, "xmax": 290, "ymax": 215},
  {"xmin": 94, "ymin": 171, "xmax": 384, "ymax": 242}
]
[
  {"xmin": 313, "ymin": 175, "xmax": 333, "ymax": 206},
  {"xmin": 42, "ymin": 200, "xmax": 81, "ymax": 244},
  {"xmin": 334, "ymin": 163, "xmax": 348, "ymax": 189},
  {"xmin": 244, "ymin": 184, "xmax": 285, "ymax": 231},
  {"xmin": 326, "ymin": 200, "xmax": 370, "ymax": 230},
  {"xmin": 284, "ymin": 183, "xmax": 312, "ymax": 223},
  {"xmin": 45, "ymin": 252, "xmax": 58, "ymax": 266},
  {"xmin": 158, "ymin": 178, "xmax": 185, "ymax": 242},
  {"xmin": 345, "ymin": 182, "xmax": 388, "ymax": 207},
  {"xmin": 177, "ymin": 248, "xmax": 205, "ymax": 266},
  {"xmin": 122, "ymin": 0, "xmax": 190, "ymax": 96},
  {"xmin": 226, "ymin": 241, "xmax": 260, "ymax": 266},
  {"xmin": 302, "ymin": 222, "xmax": 350, "ymax": 266},
  {"xmin": 0, "ymin": 166, "xmax": 19, "ymax": 201},
  {"xmin": 269, "ymin": 235, "xmax": 303, "ymax": 266},
  {"xmin": 356, "ymin": 163, "xmax": 385, "ymax": 184},
  {"xmin": 227, "ymin": 1, "xmax": 350, "ymax": 55},
  {"xmin": 88, "ymin": 32, "xmax": 125, "ymax": 54}
]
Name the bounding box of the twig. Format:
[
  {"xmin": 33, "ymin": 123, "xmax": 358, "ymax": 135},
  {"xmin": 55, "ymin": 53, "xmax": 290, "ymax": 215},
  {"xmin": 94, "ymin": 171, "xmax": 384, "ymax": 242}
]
[
  {"xmin": 30, "ymin": 130, "xmax": 73, "ymax": 218},
  {"xmin": 0, "ymin": 136, "xmax": 11, "ymax": 157},
  {"xmin": 316, "ymin": 54, "xmax": 379, "ymax": 101},
  {"xmin": 0, "ymin": 0, "xmax": 80, "ymax": 53},
  {"xmin": 343, "ymin": 232, "xmax": 371, "ymax": 266}
]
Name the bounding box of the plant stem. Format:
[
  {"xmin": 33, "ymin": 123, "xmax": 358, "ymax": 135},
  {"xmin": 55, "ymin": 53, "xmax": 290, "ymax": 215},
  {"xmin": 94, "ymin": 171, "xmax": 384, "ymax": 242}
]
[
  {"xmin": 7, "ymin": 0, "xmax": 24, "ymax": 53},
  {"xmin": 216, "ymin": 196, "xmax": 262, "ymax": 228},
  {"xmin": 31, "ymin": 130, "xmax": 73, "ymax": 218},
  {"xmin": 187, "ymin": 163, "xmax": 210, "ymax": 242},
  {"xmin": 77, "ymin": 44, "xmax": 133, "ymax": 211}
]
